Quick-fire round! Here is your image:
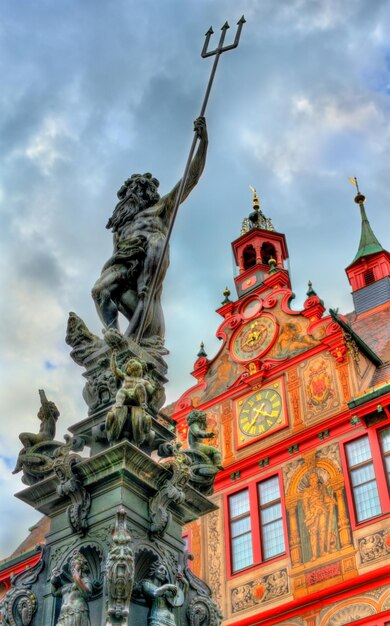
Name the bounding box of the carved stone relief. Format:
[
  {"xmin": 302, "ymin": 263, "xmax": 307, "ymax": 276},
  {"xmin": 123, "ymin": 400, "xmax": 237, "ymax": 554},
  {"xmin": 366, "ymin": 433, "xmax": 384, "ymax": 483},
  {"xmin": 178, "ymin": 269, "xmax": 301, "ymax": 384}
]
[
  {"xmin": 231, "ymin": 568, "xmax": 289, "ymax": 613},
  {"xmin": 0, "ymin": 547, "xmax": 45, "ymax": 626},
  {"xmin": 104, "ymin": 507, "xmax": 134, "ymax": 625},
  {"xmin": 52, "ymin": 438, "xmax": 91, "ymax": 536},
  {"xmin": 149, "ymin": 454, "xmax": 190, "ymax": 536},
  {"xmin": 358, "ymin": 529, "xmax": 390, "ymax": 564},
  {"xmin": 320, "ymin": 602, "xmax": 376, "ymax": 626},
  {"xmin": 205, "ymin": 509, "xmax": 223, "ymax": 608}
]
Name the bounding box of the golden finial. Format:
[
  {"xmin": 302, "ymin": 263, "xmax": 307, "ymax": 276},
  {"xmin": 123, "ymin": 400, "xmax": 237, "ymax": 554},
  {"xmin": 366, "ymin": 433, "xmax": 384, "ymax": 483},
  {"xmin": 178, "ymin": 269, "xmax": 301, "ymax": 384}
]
[
  {"xmin": 249, "ymin": 185, "xmax": 260, "ymax": 211},
  {"xmin": 348, "ymin": 176, "xmax": 366, "ymax": 205}
]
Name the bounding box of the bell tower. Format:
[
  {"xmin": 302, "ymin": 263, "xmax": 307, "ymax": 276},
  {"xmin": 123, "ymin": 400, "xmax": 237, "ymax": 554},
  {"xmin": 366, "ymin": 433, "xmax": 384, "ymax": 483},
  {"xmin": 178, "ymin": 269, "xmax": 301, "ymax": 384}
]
[
  {"xmin": 345, "ymin": 182, "xmax": 390, "ymax": 315},
  {"xmin": 231, "ymin": 188, "xmax": 290, "ymax": 298}
]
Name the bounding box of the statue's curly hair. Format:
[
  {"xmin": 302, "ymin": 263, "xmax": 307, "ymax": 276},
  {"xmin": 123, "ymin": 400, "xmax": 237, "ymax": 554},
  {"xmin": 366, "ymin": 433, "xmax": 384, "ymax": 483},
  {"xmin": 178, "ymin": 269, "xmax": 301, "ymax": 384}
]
[
  {"xmin": 107, "ymin": 172, "xmax": 161, "ymax": 232},
  {"xmin": 147, "ymin": 559, "xmax": 168, "ymax": 579},
  {"xmin": 186, "ymin": 409, "xmax": 207, "ymax": 426}
]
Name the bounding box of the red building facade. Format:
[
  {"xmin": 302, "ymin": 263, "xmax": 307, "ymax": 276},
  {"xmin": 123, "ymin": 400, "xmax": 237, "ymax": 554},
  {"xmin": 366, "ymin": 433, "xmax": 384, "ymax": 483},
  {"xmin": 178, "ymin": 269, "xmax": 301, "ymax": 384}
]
[{"xmin": 173, "ymin": 189, "xmax": 390, "ymax": 626}]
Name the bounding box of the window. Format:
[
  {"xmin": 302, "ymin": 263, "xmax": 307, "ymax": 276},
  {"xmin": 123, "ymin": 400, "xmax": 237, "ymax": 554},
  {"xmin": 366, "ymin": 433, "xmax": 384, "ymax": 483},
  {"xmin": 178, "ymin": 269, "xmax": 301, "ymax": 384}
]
[
  {"xmin": 344, "ymin": 426, "xmax": 390, "ymax": 525},
  {"xmin": 227, "ymin": 474, "xmax": 286, "ymax": 575},
  {"xmin": 229, "ymin": 490, "xmax": 253, "ymax": 572},
  {"xmin": 379, "ymin": 428, "xmax": 390, "ymax": 487},
  {"xmin": 258, "ymin": 476, "xmax": 285, "ymax": 560}
]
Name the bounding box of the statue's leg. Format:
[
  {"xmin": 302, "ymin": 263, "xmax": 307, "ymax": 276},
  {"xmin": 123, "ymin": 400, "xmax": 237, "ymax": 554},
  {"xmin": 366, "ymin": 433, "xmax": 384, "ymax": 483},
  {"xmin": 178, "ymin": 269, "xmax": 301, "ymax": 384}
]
[
  {"xmin": 115, "ymin": 388, "xmax": 127, "ymax": 408},
  {"xmin": 12, "ymin": 448, "xmax": 26, "ymax": 473},
  {"xmin": 136, "ymin": 234, "xmax": 169, "ymax": 338},
  {"xmin": 19, "ymin": 433, "xmax": 36, "ymax": 448},
  {"xmin": 134, "ymin": 382, "xmax": 148, "ymax": 409},
  {"xmin": 91, "ymin": 269, "xmax": 121, "ymax": 330},
  {"xmin": 211, "ymin": 449, "xmax": 224, "ymax": 470}
]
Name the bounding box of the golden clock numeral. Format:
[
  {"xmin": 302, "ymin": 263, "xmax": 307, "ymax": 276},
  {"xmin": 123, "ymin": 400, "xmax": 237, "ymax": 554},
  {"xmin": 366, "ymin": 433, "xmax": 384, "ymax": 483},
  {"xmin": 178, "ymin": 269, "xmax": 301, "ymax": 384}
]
[
  {"xmin": 266, "ymin": 419, "xmax": 274, "ymax": 426},
  {"xmin": 256, "ymin": 393, "xmax": 262, "ymax": 401},
  {"xmin": 271, "ymin": 410, "xmax": 279, "ymax": 417},
  {"xmin": 248, "ymin": 400, "xmax": 254, "ymax": 407},
  {"xmin": 272, "ymin": 401, "xmax": 281, "ymax": 408},
  {"xmin": 242, "ymin": 409, "xmax": 249, "ymax": 414},
  {"xmin": 258, "ymin": 424, "xmax": 265, "ymax": 433},
  {"xmin": 270, "ymin": 393, "xmax": 277, "ymax": 402},
  {"xmin": 250, "ymin": 426, "xmax": 256, "ymax": 435}
]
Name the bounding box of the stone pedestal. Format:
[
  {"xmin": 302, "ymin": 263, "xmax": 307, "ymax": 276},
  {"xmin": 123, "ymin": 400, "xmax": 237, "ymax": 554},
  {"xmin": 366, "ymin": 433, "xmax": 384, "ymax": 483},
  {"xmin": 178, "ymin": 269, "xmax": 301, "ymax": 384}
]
[{"xmin": 14, "ymin": 442, "xmax": 218, "ymax": 626}]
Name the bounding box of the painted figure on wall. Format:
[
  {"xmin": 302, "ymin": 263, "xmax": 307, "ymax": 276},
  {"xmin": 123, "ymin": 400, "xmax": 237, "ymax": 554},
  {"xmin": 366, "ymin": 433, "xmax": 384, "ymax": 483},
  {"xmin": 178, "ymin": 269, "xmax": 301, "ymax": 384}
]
[
  {"xmin": 273, "ymin": 321, "xmax": 318, "ymax": 360},
  {"xmin": 51, "ymin": 550, "xmax": 92, "ymax": 626},
  {"xmin": 202, "ymin": 353, "xmax": 241, "ymax": 402},
  {"xmin": 301, "ymin": 471, "xmax": 337, "ymax": 561}
]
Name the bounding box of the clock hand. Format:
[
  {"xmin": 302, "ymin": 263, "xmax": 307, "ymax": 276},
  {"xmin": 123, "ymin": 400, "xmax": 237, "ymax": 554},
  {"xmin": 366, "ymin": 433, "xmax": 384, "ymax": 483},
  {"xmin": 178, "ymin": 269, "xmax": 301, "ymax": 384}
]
[{"xmin": 247, "ymin": 404, "xmax": 265, "ymax": 428}]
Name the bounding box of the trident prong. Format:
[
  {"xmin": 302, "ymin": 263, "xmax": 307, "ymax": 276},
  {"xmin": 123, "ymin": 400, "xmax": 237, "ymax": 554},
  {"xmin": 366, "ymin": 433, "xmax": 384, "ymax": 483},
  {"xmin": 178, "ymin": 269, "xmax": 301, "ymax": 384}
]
[
  {"xmin": 135, "ymin": 17, "xmax": 245, "ymax": 346},
  {"xmin": 201, "ymin": 26, "xmax": 214, "ymax": 57},
  {"xmin": 202, "ymin": 16, "xmax": 245, "ymax": 58}
]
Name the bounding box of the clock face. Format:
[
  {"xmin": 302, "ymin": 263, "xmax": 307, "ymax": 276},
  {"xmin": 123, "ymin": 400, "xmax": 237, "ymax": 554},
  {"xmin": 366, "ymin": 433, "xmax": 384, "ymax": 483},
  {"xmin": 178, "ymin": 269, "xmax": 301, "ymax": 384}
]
[
  {"xmin": 231, "ymin": 314, "xmax": 278, "ymax": 363},
  {"xmin": 235, "ymin": 379, "xmax": 287, "ymax": 448}
]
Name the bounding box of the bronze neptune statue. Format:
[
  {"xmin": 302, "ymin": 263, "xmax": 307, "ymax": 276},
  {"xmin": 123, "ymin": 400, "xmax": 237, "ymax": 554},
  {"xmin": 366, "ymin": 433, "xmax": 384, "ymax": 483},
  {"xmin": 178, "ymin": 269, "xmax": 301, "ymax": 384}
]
[{"xmin": 92, "ymin": 117, "xmax": 208, "ymax": 361}]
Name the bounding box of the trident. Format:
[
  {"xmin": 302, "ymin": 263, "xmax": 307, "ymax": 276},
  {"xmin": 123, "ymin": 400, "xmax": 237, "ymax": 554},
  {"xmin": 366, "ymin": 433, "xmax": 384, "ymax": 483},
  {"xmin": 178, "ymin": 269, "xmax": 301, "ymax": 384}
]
[{"xmin": 135, "ymin": 16, "xmax": 246, "ymax": 345}]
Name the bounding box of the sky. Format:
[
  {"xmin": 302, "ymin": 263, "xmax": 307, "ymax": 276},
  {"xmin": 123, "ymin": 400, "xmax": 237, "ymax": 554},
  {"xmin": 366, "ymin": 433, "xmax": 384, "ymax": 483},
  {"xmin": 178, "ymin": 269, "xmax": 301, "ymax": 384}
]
[{"xmin": 0, "ymin": 0, "xmax": 390, "ymax": 559}]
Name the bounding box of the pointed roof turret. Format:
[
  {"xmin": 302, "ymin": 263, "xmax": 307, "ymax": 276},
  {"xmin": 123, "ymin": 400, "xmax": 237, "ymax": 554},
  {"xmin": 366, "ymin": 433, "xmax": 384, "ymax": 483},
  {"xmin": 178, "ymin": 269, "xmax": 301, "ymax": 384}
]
[
  {"xmin": 345, "ymin": 178, "xmax": 390, "ymax": 315},
  {"xmin": 348, "ymin": 178, "xmax": 384, "ymax": 267}
]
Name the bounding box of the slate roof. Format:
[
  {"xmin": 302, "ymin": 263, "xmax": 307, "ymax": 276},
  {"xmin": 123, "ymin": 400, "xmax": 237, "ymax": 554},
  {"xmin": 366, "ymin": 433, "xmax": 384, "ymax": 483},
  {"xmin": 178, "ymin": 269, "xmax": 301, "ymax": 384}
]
[{"xmin": 347, "ymin": 305, "xmax": 390, "ymax": 386}]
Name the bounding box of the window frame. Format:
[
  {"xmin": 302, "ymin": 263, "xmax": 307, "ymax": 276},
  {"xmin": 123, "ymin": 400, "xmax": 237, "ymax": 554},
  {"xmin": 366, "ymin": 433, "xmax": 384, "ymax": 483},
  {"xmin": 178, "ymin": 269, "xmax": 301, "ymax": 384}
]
[
  {"xmin": 225, "ymin": 469, "xmax": 288, "ymax": 578},
  {"xmin": 340, "ymin": 423, "xmax": 390, "ymax": 529}
]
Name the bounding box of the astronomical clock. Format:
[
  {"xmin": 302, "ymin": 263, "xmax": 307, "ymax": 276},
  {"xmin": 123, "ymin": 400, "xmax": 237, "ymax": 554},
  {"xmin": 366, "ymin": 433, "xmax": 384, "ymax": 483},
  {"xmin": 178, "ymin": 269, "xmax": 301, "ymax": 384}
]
[
  {"xmin": 234, "ymin": 378, "xmax": 288, "ymax": 448},
  {"xmin": 230, "ymin": 313, "xmax": 278, "ymax": 363}
]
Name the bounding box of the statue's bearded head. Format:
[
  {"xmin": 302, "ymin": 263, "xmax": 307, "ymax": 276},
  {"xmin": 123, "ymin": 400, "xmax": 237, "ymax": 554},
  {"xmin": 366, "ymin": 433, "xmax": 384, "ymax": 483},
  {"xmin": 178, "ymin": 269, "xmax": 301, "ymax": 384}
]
[{"xmin": 107, "ymin": 172, "xmax": 161, "ymax": 232}]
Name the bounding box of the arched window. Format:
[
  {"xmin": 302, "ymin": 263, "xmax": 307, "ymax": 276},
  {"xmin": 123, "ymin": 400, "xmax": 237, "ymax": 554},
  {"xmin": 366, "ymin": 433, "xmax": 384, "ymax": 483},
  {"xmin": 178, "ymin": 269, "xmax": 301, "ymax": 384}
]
[
  {"xmin": 243, "ymin": 245, "xmax": 256, "ymax": 270},
  {"xmin": 261, "ymin": 242, "xmax": 276, "ymax": 265}
]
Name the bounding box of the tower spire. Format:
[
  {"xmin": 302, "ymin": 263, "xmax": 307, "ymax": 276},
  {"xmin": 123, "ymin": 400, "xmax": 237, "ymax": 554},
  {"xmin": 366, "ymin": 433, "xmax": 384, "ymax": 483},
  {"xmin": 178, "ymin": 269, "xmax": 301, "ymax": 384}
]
[{"xmin": 349, "ymin": 178, "xmax": 383, "ymax": 265}]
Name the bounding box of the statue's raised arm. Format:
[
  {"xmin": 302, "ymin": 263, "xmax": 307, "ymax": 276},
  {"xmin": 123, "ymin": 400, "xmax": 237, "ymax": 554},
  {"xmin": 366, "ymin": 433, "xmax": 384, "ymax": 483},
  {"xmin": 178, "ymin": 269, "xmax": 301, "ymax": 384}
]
[{"xmin": 158, "ymin": 117, "xmax": 208, "ymax": 221}]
